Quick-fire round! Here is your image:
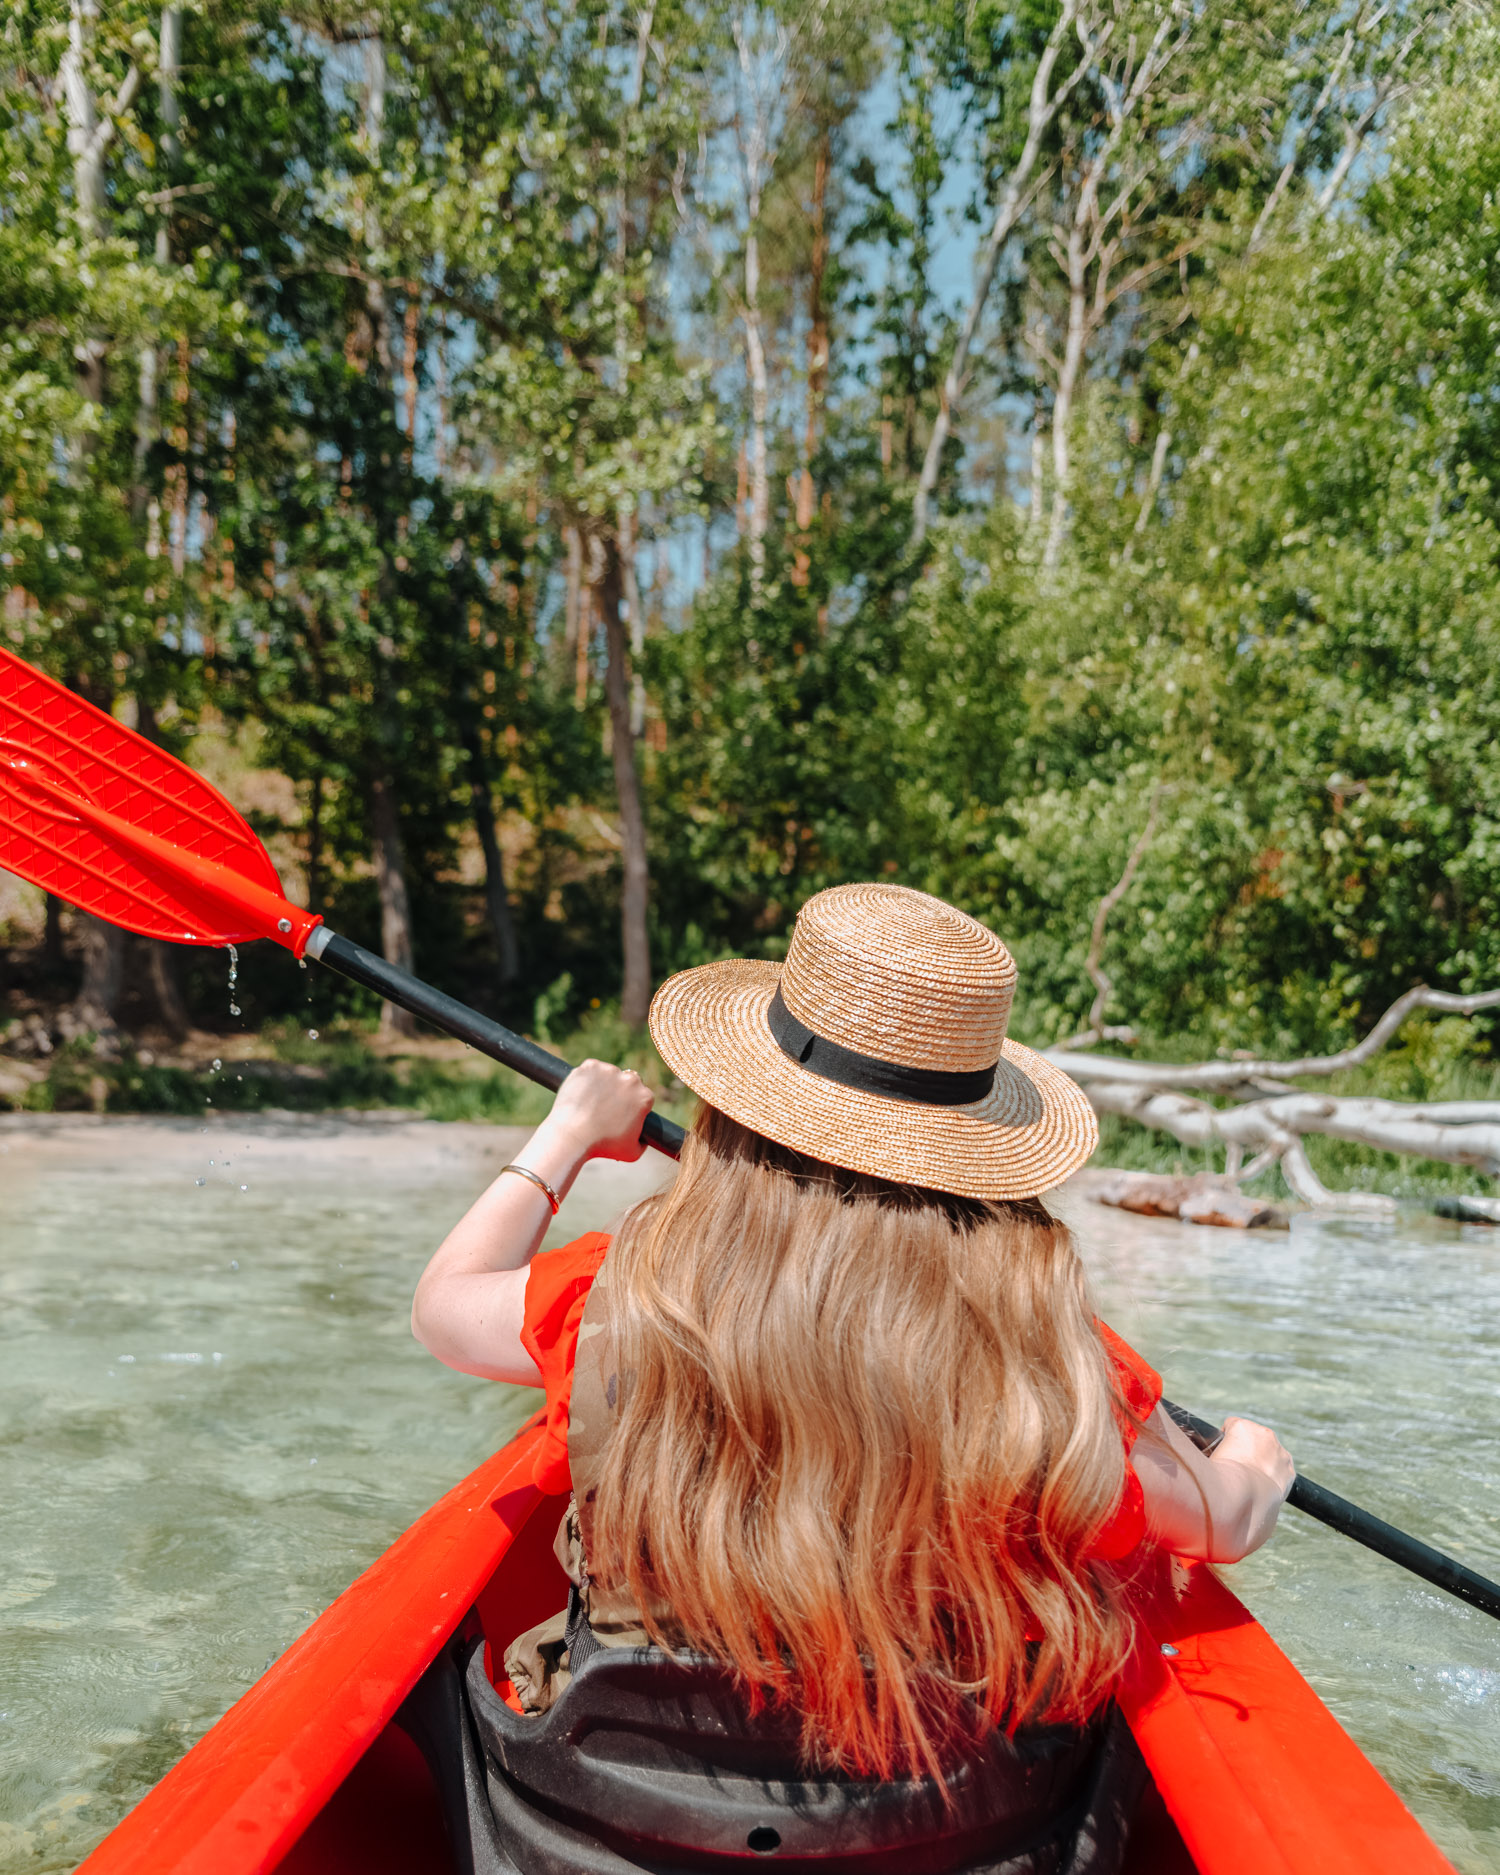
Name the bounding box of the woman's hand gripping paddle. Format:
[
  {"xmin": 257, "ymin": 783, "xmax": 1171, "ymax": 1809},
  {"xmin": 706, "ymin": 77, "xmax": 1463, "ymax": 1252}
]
[
  {"xmin": 4, "ymin": 647, "xmax": 1498, "ymax": 1622},
  {"xmin": 1163, "ymin": 1400, "xmax": 1500, "ymax": 1623},
  {"xmin": 0, "ymin": 647, "xmax": 684, "ymax": 1159}
]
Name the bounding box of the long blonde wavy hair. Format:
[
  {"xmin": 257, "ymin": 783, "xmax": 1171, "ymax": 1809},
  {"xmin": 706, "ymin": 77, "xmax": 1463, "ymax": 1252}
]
[{"xmin": 587, "ymin": 1105, "xmax": 1138, "ymax": 1781}]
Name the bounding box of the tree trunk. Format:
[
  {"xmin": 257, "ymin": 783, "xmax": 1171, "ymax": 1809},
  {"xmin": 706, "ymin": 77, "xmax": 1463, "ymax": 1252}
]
[
  {"xmin": 1044, "ymin": 217, "xmax": 1091, "ymax": 571},
  {"xmin": 43, "ymin": 895, "xmax": 64, "ymax": 974},
  {"xmin": 306, "ymin": 773, "xmax": 325, "ymax": 912},
  {"xmin": 792, "ymin": 131, "xmax": 829, "ymax": 585},
  {"xmin": 133, "ymin": 7, "xmax": 181, "ymax": 523},
  {"xmin": 134, "ymin": 694, "xmax": 191, "ymax": 1037},
  {"xmin": 402, "ymin": 295, "xmax": 419, "ymax": 443},
  {"xmin": 462, "ymin": 723, "xmax": 521, "ymax": 986},
  {"xmin": 66, "ymin": 667, "xmax": 125, "ymax": 1033},
  {"xmin": 360, "ymin": 35, "xmax": 393, "ymax": 373},
  {"xmin": 75, "ymin": 916, "xmax": 125, "ymax": 1033},
  {"xmin": 742, "ymin": 226, "xmax": 769, "ymax": 605},
  {"xmin": 618, "ymin": 500, "xmax": 646, "ymax": 739},
  {"xmin": 369, "ymin": 773, "xmax": 418, "ymax": 1036},
  {"xmin": 599, "ymin": 541, "xmax": 651, "ymax": 1026},
  {"xmin": 909, "ymin": 0, "xmax": 1082, "ymax": 549},
  {"xmin": 147, "ymin": 942, "xmax": 191, "ymax": 1038},
  {"xmin": 563, "ymin": 523, "xmax": 583, "ymax": 667}
]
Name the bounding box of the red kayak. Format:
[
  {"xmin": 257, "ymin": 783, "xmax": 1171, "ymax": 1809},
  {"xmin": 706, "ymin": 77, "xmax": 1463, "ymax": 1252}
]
[{"xmin": 75, "ymin": 1414, "xmax": 1454, "ymax": 1875}]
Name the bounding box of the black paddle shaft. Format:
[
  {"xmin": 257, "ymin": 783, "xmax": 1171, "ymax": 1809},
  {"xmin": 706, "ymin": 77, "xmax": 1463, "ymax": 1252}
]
[
  {"xmin": 1163, "ymin": 1399, "xmax": 1500, "ymax": 1623},
  {"xmin": 311, "ymin": 930, "xmax": 687, "ymax": 1160}
]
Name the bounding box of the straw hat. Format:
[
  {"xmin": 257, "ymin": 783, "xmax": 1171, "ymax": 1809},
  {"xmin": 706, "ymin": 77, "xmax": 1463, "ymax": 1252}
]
[{"xmin": 649, "ymin": 883, "xmax": 1098, "ymax": 1200}]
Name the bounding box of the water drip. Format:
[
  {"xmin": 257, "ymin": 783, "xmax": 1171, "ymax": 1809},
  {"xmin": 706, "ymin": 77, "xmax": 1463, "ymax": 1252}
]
[{"xmin": 226, "ymin": 943, "xmax": 241, "ymax": 1017}]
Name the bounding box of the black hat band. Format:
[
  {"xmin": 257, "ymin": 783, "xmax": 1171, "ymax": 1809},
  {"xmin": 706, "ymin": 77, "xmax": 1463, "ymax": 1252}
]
[{"xmin": 767, "ymin": 985, "xmax": 997, "ymax": 1108}]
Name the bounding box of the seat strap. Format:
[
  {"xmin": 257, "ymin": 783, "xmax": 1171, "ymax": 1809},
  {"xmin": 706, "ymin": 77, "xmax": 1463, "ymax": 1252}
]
[{"xmin": 564, "ymin": 1579, "xmax": 603, "ymax": 1675}]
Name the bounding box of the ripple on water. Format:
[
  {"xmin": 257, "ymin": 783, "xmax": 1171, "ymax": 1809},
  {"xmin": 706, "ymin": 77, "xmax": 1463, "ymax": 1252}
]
[{"xmin": 2, "ymin": 1131, "xmax": 1498, "ymax": 1872}]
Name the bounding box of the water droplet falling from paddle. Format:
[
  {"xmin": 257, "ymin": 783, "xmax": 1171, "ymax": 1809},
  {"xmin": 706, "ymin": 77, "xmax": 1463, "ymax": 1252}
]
[{"xmin": 226, "ymin": 943, "xmax": 240, "ymax": 1018}]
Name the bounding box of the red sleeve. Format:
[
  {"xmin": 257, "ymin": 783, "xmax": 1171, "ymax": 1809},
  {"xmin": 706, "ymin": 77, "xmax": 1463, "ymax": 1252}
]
[
  {"xmin": 520, "ymin": 1233, "xmax": 611, "ymax": 1496},
  {"xmin": 1090, "ymin": 1321, "xmax": 1164, "ymax": 1562}
]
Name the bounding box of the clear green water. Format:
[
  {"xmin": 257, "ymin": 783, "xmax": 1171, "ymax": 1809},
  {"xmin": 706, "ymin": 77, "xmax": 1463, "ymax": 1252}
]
[
  {"xmin": 1065, "ymin": 1186, "xmax": 1500, "ymax": 1874},
  {"xmin": 0, "ymin": 1119, "xmax": 1496, "ymax": 1872},
  {"xmin": 0, "ymin": 1115, "xmax": 667, "ymax": 1873}
]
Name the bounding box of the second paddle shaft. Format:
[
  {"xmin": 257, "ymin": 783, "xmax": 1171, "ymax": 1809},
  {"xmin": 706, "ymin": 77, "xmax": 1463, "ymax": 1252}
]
[
  {"xmin": 1163, "ymin": 1399, "xmax": 1500, "ymax": 1623},
  {"xmin": 305, "ymin": 927, "xmax": 687, "ymax": 1160}
]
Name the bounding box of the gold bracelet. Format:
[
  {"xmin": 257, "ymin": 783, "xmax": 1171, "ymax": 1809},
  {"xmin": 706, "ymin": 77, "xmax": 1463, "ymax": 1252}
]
[{"xmin": 500, "ymin": 1163, "xmax": 560, "ymax": 1215}]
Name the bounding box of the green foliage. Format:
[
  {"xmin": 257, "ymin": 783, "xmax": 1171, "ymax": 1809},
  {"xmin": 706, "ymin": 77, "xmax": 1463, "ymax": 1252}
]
[{"xmin": 3, "ymin": 0, "xmax": 1498, "ymax": 1197}]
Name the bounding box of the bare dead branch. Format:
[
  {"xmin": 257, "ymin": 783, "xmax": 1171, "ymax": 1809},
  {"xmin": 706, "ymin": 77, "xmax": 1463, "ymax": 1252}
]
[
  {"xmin": 1133, "ymin": 426, "xmax": 1172, "ymax": 532},
  {"xmin": 908, "ymin": 0, "xmax": 1094, "ymax": 549},
  {"xmin": 1050, "ymin": 983, "xmax": 1500, "ymax": 1091},
  {"xmin": 1074, "ymin": 785, "xmax": 1164, "ymax": 1041}
]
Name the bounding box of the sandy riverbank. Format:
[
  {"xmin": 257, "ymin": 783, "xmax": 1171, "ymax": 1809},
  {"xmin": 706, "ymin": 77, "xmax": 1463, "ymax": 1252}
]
[{"xmin": 0, "ymin": 1108, "xmax": 1126, "ymax": 1245}]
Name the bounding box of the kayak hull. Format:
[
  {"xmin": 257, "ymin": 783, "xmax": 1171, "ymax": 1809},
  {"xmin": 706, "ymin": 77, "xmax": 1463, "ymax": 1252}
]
[{"xmin": 76, "ymin": 1417, "xmax": 1453, "ymax": 1875}]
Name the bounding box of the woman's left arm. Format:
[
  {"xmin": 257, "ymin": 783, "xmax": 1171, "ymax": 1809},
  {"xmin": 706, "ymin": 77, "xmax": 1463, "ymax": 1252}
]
[{"xmin": 411, "ymin": 1060, "xmax": 655, "ymax": 1385}]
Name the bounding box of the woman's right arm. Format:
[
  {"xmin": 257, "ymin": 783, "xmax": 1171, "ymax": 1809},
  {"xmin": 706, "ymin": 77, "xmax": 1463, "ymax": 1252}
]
[{"xmin": 1133, "ymin": 1407, "xmax": 1295, "ymax": 1563}]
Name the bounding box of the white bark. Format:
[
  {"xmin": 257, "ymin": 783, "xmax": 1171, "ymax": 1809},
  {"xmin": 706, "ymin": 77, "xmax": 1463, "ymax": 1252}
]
[
  {"xmin": 1083, "ymin": 1077, "xmax": 1500, "ymax": 1182},
  {"xmin": 1038, "ymin": 2, "xmax": 1192, "ymax": 570},
  {"xmin": 732, "ymin": 14, "xmax": 776, "ymax": 604},
  {"xmin": 909, "ymin": 0, "xmax": 1092, "ymax": 549},
  {"xmin": 1051, "ymin": 982, "xmax": 1500, "ymax": 1211},
  {"xmin": 1315, "ymin": 14, "xmax": 1427, "ymax": 215},
  {"xmin": 1044, "ymin": 205, "xmax": 1091, "ymax": 568},
  {"xmin": 60, "ymin": 1, "xmax": 141, "ymax": 244},
  {"xmin": 1049, "ymin": 984, "xmax": 1500, "ymax": 1093},
  {"xmin": 1248, "ymin": 23, "xmax": 1354, "ymax": 250},
  {"xmin": 1132, "ymin": 425, "xmax": 1171, "ymax": 533},
  {"xmin": 134, "ymin": 9, "xmax": 182, "ymax": 513}
]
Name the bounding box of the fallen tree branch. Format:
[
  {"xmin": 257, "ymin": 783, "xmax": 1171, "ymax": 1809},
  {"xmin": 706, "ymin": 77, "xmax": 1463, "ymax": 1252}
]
[
  {"xmin": 1049, "ymin": 983, "xmax": 1500, "ymax": 1091},
  {"xmin": 1078, "ymin": 1078, "xmax": 1399, "ymax": 1212}
]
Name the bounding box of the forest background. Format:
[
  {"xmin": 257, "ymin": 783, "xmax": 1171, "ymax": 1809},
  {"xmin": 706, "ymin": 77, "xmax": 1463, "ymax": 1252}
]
[{"xmin": 2, "ymin": 0, "xmax": 1498, "ymax": 1192}]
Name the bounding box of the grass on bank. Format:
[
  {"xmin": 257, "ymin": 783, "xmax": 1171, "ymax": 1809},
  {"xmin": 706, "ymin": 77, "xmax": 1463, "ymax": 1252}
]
[
  {"xmin": 8, "ymin": 1005, "xmax": 698, "ymax": 1134},
  {"xmin": 8, "ymin": 1007, "xmax": 1500, "ymax": 1204}
]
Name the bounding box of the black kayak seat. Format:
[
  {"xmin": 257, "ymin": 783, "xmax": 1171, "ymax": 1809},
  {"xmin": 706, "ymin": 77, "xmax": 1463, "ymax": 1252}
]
[{"xmin": 396, "ymin": 1632, "xmax": 1144, "ymax": 1875}]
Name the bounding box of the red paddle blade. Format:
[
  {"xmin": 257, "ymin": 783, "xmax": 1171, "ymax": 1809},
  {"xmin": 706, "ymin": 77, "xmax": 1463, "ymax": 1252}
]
[{"xmin": 0, "ymin": 647, "xmax": 321, "ymax": 954}]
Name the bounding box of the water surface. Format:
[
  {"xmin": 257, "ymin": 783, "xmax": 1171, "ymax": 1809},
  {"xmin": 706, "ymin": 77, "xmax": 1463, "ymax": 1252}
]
[
  {"xmin": 1, "ymin": 1117, "xmax": 1497, "ymax": 1871},
  {"xmin": 0, "ymin": 1114, "xmax": 666, "ymax": 1872},
  {"xmin": 1060, "ymin": 1185, "xmax": 1500, "ymax": 1872}
]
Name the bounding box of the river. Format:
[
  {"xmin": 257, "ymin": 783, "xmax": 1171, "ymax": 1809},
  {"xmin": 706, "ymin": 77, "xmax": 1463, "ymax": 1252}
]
[{"xmin": 0, "ymin": 1114, "xmax": 1496, "ymax": 1871}]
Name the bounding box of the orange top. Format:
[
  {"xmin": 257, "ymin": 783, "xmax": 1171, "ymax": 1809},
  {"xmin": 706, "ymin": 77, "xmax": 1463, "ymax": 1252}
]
[{"xmin": 521, "ymin": 1234, "xmax": 1162, "ymax": 1562}]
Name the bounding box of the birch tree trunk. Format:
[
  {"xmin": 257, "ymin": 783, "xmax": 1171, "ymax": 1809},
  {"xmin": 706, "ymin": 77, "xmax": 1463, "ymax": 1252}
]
[
  {"xmin": 1044, "ymin": 217, "xmax": 1091, "ymax": 570},
  {"xmin": 599, "ymin": 541, "xmax": 652, "ymax": 1026},
  {"xmin": 742, "ymin": 228, "xmax": 770, "ymax": 604},
  {"xmin": 909, "ymin": 0, "xmax": 1084, "ymax": 549},
  {"xmin": 792, "ymin": 130, "xmax": 829, "ymax": 586},
  {"xmin": 731, "ymin": 17, "xmax": 774, "ymax": 606}
]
